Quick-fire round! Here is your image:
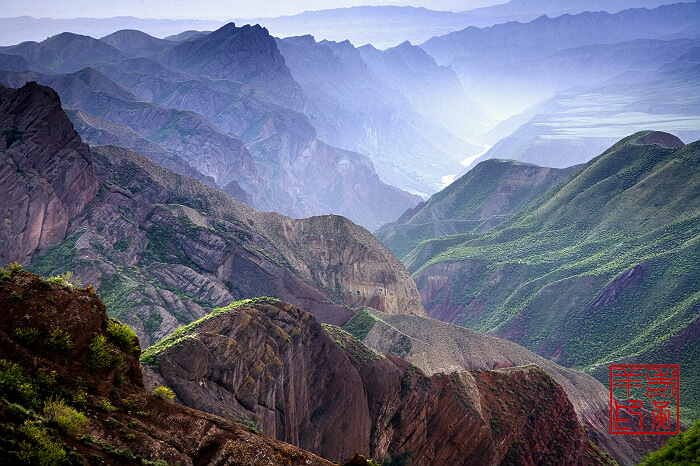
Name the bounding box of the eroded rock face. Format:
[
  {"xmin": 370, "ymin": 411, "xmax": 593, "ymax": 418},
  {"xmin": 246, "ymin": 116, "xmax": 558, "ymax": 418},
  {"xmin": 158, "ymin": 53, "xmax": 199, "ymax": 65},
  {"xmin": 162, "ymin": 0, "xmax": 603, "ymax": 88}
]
[
  {"xmin": 143, "ymin": 299, "xmax": 612, "ymax": 465},
  {"xmin": 260, "ymin": 214, "xmax": 426, "ymax": 317},
  {"xmin": 144, "ymin": 300, "xmax": 370, "ymax": 462},
  {"xmin": 20, "ymin": 141, "xmax": 423, "ymax": 346},
  {"xmin": 0, "ymin": 82, "xmax": 99, "ymax": 265},
  {"xmin": 353, "ymin": 309, "xmax": 664, "ymax": 465}
]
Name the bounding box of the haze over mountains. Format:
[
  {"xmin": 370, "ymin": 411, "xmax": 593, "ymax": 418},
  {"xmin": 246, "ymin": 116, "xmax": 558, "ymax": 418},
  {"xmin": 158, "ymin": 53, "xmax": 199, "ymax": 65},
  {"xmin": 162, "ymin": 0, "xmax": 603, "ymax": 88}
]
[
  {"xmin": 2, "ymin": 2, "xmax": 697, "ymax": 195},
  {"xmin": 0, "ymin": 23, "xmax": 426, "ymax": 229},
  {"xmin": 1, "ymin": 0, "xmax": 699, "ymax": 464},
  {"xmin": 0, "ymin": 0, "xmax": 690, "ymax": 47}
]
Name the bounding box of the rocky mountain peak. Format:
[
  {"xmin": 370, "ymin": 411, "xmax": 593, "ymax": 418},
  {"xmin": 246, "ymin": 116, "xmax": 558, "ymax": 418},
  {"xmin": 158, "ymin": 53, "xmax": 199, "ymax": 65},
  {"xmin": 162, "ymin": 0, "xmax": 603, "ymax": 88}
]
[
  {"xmin": 143, "ymin": 297, "xmax": 614, "ymax": 465},
  {"xmin": 161, "ymin": 21, "xmax": 305, "ymax": 110},
  {"xmin": 638, "ymin": 130, "xmax": 685, "ymax": 148},
  {"xmin": 282, "ymin": 34, "xmax": 318, "ymax": 47},
  {"xmin": 99, "ymin": 29, "xmax": 174, "ymax": 57},
  {"xmin": 0, "ymin": 81, "xmax": 99, "ymax": 266}
]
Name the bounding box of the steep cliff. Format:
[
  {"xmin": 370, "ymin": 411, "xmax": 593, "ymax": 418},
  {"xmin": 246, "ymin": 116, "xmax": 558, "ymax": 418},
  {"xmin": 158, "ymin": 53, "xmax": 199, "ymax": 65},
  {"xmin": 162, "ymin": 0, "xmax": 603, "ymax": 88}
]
[
  {"xmin": 0, "ymin": 82, "xmax": 99, "ymax": 266},
  {"xmin": 0, "ymin": 267, "xmax": 353, "ymax": 465},
  {"xmin": 160, "ymin": 23, "xmax": 305, "ymax": 111},
  {"xmin": 259, "ymin": 214, "xmax": 426, "ymax": 317},
  {"xmin": 142, "ymin": 298, "xmax": 613, "ymax": 465}
]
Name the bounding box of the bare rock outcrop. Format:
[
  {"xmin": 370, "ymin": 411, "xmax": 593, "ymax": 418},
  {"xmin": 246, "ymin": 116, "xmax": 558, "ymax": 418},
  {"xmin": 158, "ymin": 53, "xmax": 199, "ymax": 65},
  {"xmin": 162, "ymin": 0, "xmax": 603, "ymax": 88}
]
[
  {"xmin": 0, "ymin": 82, "xmax": 99, "ymax": 265},
  {"xmin": 143, "ymin": 299, "xmax": 613, "ymax": 465},
  {"xmin": 258, "ymin": 213, "xmax": 426, "ymax": 317},
  {"xmin": 352, "ymin": 309, "xmax": 665, "ymax": 465}
]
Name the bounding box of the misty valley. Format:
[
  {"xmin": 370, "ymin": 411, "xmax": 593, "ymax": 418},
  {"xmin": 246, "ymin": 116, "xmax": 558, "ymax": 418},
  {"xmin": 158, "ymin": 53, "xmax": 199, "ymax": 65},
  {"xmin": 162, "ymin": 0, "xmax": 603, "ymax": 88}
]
[{"xmin": 0, "ymin": 1, "xmax": 699, "ymax": 465}]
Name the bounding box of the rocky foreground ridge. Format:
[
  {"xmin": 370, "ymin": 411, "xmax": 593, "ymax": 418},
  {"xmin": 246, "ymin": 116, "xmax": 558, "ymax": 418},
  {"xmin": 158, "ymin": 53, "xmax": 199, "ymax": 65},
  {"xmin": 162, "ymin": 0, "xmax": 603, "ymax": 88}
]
[
  {"xmin": 0, "ymin": 268, "xmax": 349, "ymax": 465},
  {"xmin": 142, "ymin": 297, "xmax": 615, "ymax": 465},
  {"xmin": 0, "ymin": 82, "xmax": 424, "ymax": 348}
]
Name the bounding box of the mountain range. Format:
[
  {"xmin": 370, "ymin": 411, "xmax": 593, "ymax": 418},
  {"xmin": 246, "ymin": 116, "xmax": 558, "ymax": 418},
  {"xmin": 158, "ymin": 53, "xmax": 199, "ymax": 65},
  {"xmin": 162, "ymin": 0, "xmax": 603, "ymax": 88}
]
[
  {"xmin": 3, "ymin": 4, "xmax": 695, "ymax": 202},
  {"xmin": 421, "ymin": 2, "xmax": 700, "ymax": 117},
  {"xmin": 0, "ymin": 1, "xmax": 687, "ymax": 48},
  {"xmin": 1, "ymin": 2, "xmax": 697, "ymax": 463},
  {"xmin": 417, "ymin": 1, "xmax": 700, "ymax": 173},
  {"xmin": 0, "ymin": 71, "xmax": 669, "ymax": 466},
  {"xmin": 0, "ymin": 82, "xmax": 424, "ymax": 350},
  {"xmin": 0, "ymin": 78, "xmax": 654, "ymax": 466},
  {"xmin": 0, "ymin": 23, "xmax": 424, "ymax": 230},
  {"xmin": 276, "ymin": 34, "xmax": 480, "ymax": 196}
]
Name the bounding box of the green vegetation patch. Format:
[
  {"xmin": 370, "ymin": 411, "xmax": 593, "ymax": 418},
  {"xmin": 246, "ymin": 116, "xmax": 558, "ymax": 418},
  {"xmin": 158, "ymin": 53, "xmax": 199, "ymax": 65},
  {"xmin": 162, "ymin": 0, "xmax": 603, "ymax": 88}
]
[
  {"xmin": 322, "ymin": 324, "xmax": 384, "ymax": 363},
  {"xmin": 0, "ymin": 359, "xmax": 38, "ymax": 407},
  {"xmin": 27, "ymin": 229, "xmax": 93, "ymax": 279},
  {"xmin": 96, "ymin": 269, "xmax": 140, "ymax": 321},
  {"xmin": 150, "ymin": 386, "xmax": 175, "ymax": 401},
  {"xmin": 342, "ymin": 307, "xmax": 378, "ymax": 341},
  {"xmin": 638, "ymin": 418, "xmax": 700, "ymax": 465},
  {"xmin": 105, "ymin": 319, "xmax": 140, "ymax": 355},
  {"xmin": 18, "ymin": 420, "xmax": 67, "ymax": 465},
  {"xmin": 43, "ymin": 398, "xmax": 88, "ymax": 436},
  {"xmin": 142, "ymin": 223, "xmax": 196, "ymax": 268},
  {"xmin": 85, "ymin": 335, "xmax": 116, "ymax": 370},
  {"xmin": 140, "ymin": 297, "xmax": 278, "ymax": 367},
  {"xmin": 113, "ymin": 236, "xmax": 131, "ymax": 252},
  {"xmin": 11, "ymin": 327, "xmax": 40, "ymax": 347},
  {"xmin": 142, "ymin": 309, "xmax": 163, "ymax": 336},
  {"xmin": 45, "ymin": 327, "xmax": 74, "ymax": 353},
  {"xmin": 0, "ymin": 359, "xmax": 92, "ymax": 463}
]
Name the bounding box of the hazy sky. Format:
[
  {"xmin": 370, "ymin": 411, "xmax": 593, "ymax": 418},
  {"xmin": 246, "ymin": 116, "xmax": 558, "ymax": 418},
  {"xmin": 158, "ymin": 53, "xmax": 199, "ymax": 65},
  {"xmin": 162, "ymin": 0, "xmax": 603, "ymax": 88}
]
[{"xmin": 3, "ymin": 0, "xmax": 507, "ymax": 19}]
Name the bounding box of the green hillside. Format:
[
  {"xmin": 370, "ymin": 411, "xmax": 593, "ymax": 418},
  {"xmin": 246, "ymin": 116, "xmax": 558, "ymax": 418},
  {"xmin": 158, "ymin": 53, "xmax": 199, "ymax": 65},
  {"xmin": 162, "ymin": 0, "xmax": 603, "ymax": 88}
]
[
  {"xmin": 638, "ymin": 418, "xmax": 700, "ymax": 466},
  {"xmin": 401, "ymin": 132, "xmax": 700, "ymax": 423},
  {"xmin": 376, "ymin": 158, "xmax": 575, "ymax": 258}
]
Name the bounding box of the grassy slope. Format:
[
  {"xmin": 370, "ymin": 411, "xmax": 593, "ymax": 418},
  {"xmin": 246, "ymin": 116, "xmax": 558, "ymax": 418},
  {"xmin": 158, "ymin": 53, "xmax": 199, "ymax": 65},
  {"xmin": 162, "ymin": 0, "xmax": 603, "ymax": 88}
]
[
  {"xmin": 638, "ymin": 418, "xmax": 700, "ymax": 465},
  {"xmin": 376, "ymin": 158, "xmax": 575, "ymax": 258},
  {"xmin": 405, "ymin": 132, "xmax": 700, "ymax": 422}
]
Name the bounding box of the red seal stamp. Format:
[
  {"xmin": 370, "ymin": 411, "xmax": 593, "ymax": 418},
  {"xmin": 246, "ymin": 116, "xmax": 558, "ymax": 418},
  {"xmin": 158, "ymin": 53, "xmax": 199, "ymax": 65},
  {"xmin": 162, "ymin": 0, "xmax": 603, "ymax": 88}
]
[{"xmin": 610, "ymin": 365, "xmax": 679, "ymax": 434}]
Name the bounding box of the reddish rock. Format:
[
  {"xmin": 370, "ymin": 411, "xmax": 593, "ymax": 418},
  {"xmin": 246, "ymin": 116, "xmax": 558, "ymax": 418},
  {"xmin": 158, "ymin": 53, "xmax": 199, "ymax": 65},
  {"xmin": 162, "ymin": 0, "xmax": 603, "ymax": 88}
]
[
  {"xmin": 0, "ymin": 269, "xmax": 341, "ymax": 466},
  {"xmin": 0, "ymin": 82, "xmax": 99, "ymax": 265},
  {"xmin": 0, "ymin": 82, "xmax": 425, "ymax": 348},
  {"xmin": 144, "ymin": 300, "xmax": 614, "ymax": 465}
]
